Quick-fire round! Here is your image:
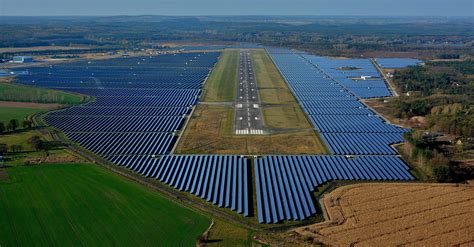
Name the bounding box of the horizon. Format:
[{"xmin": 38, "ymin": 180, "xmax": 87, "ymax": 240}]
[
  {"xmin": 1, "ymin": 14, "xmax": 473, "ymax": 18},
  {"xmin": 1, "ymin": 0, "xmax": 473, "ymax": 17}
]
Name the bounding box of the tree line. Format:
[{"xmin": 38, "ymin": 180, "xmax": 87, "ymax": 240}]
[{"xmin": 0, "ymin": 118, "xmax": 33, "ymax": 134}]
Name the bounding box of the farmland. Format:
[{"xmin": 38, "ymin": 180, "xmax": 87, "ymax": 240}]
[
  {"xmin": 0, "ymin": 105, "xmax": 46, "ymax": 123},
  {"xmin": 280, "ymin": 182, "xmax": 474, "ymax": 246},
  {"xmin": 0, "ymin": 164, "xmax": 210, "ymax": 246},
  {"xmin": 0, "ymin": 82, "xmax": 84, "ymax": 104}
]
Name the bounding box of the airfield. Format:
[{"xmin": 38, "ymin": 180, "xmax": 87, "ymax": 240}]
[
  {"xmin": 5, "ymin": 45, "xmax": 422, "ymax": 224},
  {"xmin": 3, "ymin": 43, "xmax": 471, "ymax": 246}
]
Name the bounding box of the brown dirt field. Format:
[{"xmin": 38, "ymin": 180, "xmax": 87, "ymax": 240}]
[
  {"xmin": 0, "ymin": 101, "xmax": 62, "ymax": 109},
  {"xmin": 285, "ymin": 182, "xmax": 474, "ymax": 246},
  {"xmin": 175, "ymin": 105, "xmax": 326, "ymax": 155}
]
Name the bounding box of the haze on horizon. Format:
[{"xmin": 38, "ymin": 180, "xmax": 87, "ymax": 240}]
[{"xmin": 1, "ymin": 0, "xmax": 473, "ymax": 17}]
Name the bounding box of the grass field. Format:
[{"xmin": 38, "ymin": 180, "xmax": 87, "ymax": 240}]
[
  {"xmin": 0, "ymin": 82, "xmax": 83, "ymax": 104},
  {"xmin": 206, "ymin": 219, "xmax": 256, "ymax": 246},
  {"xmin": 262, "ymin": 105, "xmax": 311, "ymax": 129},
  {"xmin": 0, "ymin": 164, "xmax": 211, "ymax": 246},
  {"xmin": 176, "ymin": 104, "xmax": 325, "ymax": 154},
  {"xmin": 201, "ymin": 50, "xmax": 238, "ymax": 102},
  {"xmin": 0, "ymin": 105, "xmax": 47, "ymax": 122},
  {"xmin": 0, "ymin": 128, "xmax": 84, "ymax": 166},
  {"xmin": 0, "ymin": 130, "xmax": 42, "ymax": 152},
  {"xmin": 251, "ymin": 50, "xmax": 295, "ymax": 104},
  {"xmin": 269, "ymin": 183, "xmax": 474, "ymax": 246}
]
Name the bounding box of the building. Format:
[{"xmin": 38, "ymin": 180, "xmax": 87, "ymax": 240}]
[{"xmin": 12, "ymin": 56, "xmax": 33, "ymax": 63}]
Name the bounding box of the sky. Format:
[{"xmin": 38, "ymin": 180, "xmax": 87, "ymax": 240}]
[{"xmin": 1, "ymin": 0, "xmax": 473, "ymax": 16}]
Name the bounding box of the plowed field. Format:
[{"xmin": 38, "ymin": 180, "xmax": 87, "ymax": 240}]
[{"xmin": 280, "ymin": 182, "xmax": 474, "ymax": 246}]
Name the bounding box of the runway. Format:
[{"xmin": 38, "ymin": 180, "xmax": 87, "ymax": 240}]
[{"xmin": 234, "ymin": 50, "xmax": 266, "ymax": 135}]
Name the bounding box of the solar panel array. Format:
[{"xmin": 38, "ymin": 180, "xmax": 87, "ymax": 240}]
[
  {"xmin": 16, "ymin": 53, "xmax": 219, "ymax": 158},
  {"xmin": 254, "ymin": 155, "xmax": 414, "ymax": 223},
  {"xmin": 12, "ymin": 48, "xmax": 418, "ymax": 224},
  {"xmin": 375, "ymin": 58, "xmax": 422, "ymax": 68},
  {"xmin": 108, "ymin": 155, "xmax": 250, "ymax": 216},
  {"xmin": 258, "ymin": 48, "xmax": 416, "ymax": 223},
  {"xmin": 267, "ymin": 49, "xmax": 407, "ymax": 155},
  {"xmin": 14, "ymin": 52, "xmax": 256, "ymax": 217},
  {"xmin": 303, "ymin": 55, "xmax": 391, "ymax": 98}
]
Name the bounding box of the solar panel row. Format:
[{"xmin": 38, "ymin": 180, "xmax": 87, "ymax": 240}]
[
  {"xmin": 16, "ymin": 52, "xmax": 220, "ymax": 158},
  {"xmin": 375, "ymin": 58, "xmax": 422, "ymax": 68},
  {"xmin": 322, "ymin": 133, "xmax": 404, "ymax": 155},
  {"xmin": 48, "ymin": 106, "xmax": 190, "ymax": 117},
  {"xmin": 267, "ymin": 50, "xmax": 407, "ymax": 155},
  {"xmin": 45, "ymin": 115, "xmax": 185, "ymax": 133},
  {"xmin": 254, "ymin": 155, "xmax": 414, "ymax": 223},
  {"xmin": 67, "ymin": 132, "xmax": 176, "ymax": 155},
  {"xmin": 107, "ymin": 155, "xmax": 250, "ymax": 216},
  {"xmin": 302, "ymin": 55, "xmax": 391, "ymax": 98}
]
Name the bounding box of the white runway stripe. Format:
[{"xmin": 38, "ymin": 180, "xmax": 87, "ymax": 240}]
[{"xmin": 235, "ymin": 129, "xmax": 265, "ymax": 135}]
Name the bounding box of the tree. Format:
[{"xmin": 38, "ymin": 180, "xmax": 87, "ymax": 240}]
[
  {"xmin": 10, "ymin": 144, "xmax": 22, "ymax": 153},
  {"xmin": 8, "ymin": 119, "xmax": 19, "ymax": 131},
  {"xmin": 27, "ymin": 135, "xmax": 43, "ymax": 151},
  {"xmin": 6, "ymin": 122, "xmax": 13, "ymax": 131},
  {"xmin": 0, "ymin": 122, "xmax": 5, "ymax": 134},
  {"xmin": 0, "ymin": 143, "xmax": 7, "ymax": 155},
  {"xmin": 433, "ymin": 165, "xmax": 451, "ymax": 182},
  {"xmin": 21, "ymin": 119, "xmax": 33, "ymax": 129}
]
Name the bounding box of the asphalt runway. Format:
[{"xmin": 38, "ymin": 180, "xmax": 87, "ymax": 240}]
[{"xmin": 234, "ymin": 50, "xmax": 266, "ymax": 135}]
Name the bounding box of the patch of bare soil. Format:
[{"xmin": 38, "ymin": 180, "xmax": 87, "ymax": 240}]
[
  {"xmin": 0, "ymin": 168, "xmax": 8, "ymax": 181},
  {"xmin": 25, "ymin": 152, "xmax": 85, "ymax": 165},
  {"xmin": 0, "ymin": 101, "xmax": 62, "ymax": 109}
]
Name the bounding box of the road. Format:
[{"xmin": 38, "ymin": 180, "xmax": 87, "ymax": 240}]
[{"xmin": 234, "ymin": 50, "xmax": 266, "ymax": 135}]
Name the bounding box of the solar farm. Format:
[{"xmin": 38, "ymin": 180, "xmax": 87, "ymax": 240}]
[
  {"xmin": 12, "ymin": 47, "xmax": 420, "ymax": 225},
  {"xmin": 375, "ymin": 58, "xmax": 422, "ymax": 68}
]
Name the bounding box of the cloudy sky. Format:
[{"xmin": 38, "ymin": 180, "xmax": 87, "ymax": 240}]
[{"xmin": 1, "ymin": 0, "xmax": 473, "ymax": 16}]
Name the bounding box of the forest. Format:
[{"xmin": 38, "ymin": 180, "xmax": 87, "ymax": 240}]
[
  {"xmin": 0, "ymin": 16, "xmax": 473, "ymax": 59},
  {"xmin": 392, "ymin": 60, "xmax": 473, "ymax": 137}
]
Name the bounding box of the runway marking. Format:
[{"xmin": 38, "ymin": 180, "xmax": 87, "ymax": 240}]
[
  {"xmin": 235, "ymin": 129, "xmax": 264, "ymax": 135},
  {"xmin": 234, "ymin": 50, "xmax": 266, "ymax": 135}
]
